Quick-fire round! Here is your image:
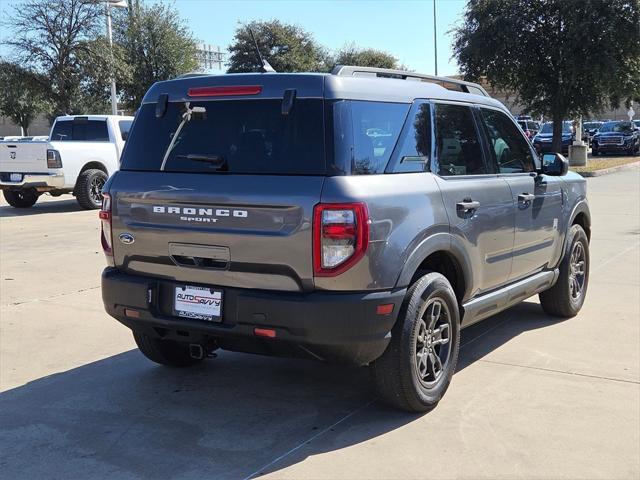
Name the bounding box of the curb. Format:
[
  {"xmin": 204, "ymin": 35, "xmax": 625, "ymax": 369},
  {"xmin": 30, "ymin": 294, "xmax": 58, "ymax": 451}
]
[{"xmin": 574, "ymin": 160, "xmax": 640, "ymax": 177}]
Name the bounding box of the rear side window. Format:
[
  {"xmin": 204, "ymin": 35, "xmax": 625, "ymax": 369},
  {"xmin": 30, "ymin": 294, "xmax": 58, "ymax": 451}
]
[
  {"xmin": 121, "ymin": 100, "xmax": 325, "ymax": 175},
  {"xmin": 50, "ymin": 119, "xmax": 109, "ymax": 142},
  {"xmin": 480, "ymin": 108, "xmax": 535, "ymax": 173},
  {"xmin": 331, "ymin": 100, "xmax": 409, "ymax": 174},
  {"xmin": 387, "ymin": 101, "xmax": 432, "ymax": 173},
  {"xmin": 433, "ymin": 104, "xmax": 485, "ymax": 176},
  {"xmin": 119, "ymin": 120, "xmax": 132, "ymax": 141}
]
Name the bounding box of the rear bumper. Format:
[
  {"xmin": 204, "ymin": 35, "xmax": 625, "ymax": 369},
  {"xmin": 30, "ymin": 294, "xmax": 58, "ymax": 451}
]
[
  {"xmin": 0, "ymin": 172, "xmax": 65, "ymax": 189},
  {"xmin": 101, "ymin": 267, "xmax": 406, "ymax": 366}
]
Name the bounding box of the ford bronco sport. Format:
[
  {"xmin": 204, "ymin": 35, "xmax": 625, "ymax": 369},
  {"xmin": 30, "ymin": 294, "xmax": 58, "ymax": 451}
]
[{"xmin": 101, "ymin": 66, "xmax": 591, "ymax": 412}]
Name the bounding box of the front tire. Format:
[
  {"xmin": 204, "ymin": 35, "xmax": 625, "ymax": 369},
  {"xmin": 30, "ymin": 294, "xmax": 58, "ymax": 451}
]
[
  {"xmin": 372, "ymin": 272, "xmax": 460, "ymax": 412},
  {"xmin": 76, "ymin": 169, "xmax": 107, "ymax": 210},
  {"xmin": 3, "ymin": 188, "xmax": 39, "ymax": 208},
  {"xmin": 133, "ymin": 332, "xmax": 203, "ymax": 367},
  {"xmin": 539, "ymin": 224, "xmax": 589, "ymax": 317}
]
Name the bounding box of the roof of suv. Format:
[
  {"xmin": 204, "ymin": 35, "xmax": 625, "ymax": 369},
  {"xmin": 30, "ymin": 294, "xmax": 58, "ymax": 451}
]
[{"xmin": 142, "ymin": 70, "xmax": 506, "ymax": 111}]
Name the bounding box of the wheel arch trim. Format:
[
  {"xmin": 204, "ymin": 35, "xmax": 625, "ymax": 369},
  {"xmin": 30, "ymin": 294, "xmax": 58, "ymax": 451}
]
[{"xmin": 395, "ymin": 232, "xmax": 473, "ymax": 300}]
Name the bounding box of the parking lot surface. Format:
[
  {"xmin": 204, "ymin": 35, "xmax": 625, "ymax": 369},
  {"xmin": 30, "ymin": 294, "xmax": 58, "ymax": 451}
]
[{"xmin": 1, "ymin": 167, "xmax": 639, "ymax": 479}]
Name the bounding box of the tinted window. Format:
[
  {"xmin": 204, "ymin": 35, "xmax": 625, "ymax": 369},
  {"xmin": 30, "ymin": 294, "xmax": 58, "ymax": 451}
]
[
  {"xmin": 50, "ymin": 121, "xmax": 72, "ymax": 141},
  {"xmin": 331, "ymin": 100, "xmax": 409, "ymax": 174},
  {"xmin": 388, "ymin": 101, "xmax": 431, "ymax": 173},
  {"xmin": 434, "ymin": 104, "xmax": 485, "ymax": 176},
  {"xmin": 77, "ymin": 120, "xmax": 109, "ymax": 141},
  {"xmin": 121, "ymin": 100, "xmax": 325, "ymax": 175},
  {"xmin": 540, "ymin": 122, "xmax": 572, "ymax": 134},
  {"xmin": 481, "ymin": 108, "xmax": 535, "ymax": 173},
  {"xmin": 50, "ymin": 119, "xmax": 109, "ymax": 141},
  {"xmin": 119, "ymin": 120, "xmax": 133, "ymax": 140}
]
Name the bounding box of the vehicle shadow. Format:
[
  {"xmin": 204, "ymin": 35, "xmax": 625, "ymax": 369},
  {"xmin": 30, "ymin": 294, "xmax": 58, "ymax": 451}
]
[
  {"xmin": 0, "ymin": 300, "xmax": 567, "ymax": 480},
  {"xmin": 0, "ymin": 198, "xmax": 83, "ymax": 217}
]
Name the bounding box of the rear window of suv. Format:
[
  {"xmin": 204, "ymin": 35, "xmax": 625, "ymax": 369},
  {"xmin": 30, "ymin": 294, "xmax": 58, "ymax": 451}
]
[{"xmin": 121, "ymin": 100, "xmax": 326, "ymax": 175}]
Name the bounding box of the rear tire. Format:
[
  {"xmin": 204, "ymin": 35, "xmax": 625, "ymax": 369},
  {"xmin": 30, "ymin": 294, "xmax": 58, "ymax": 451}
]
[
  {"xmin": 76, "ymin": 169, "xmax": 107, "ymax": 210},
  {"xmin": 133, "ymin": 332, "xmax": 203, "ymax": 367},
  {"xmin": 539, "ymin": 224, "xmax": 589, "ymax": 317},
  {"xmin": 372, "ymin": 272, "xmax": 460, "ymax": 412},
  {"xmin": 3, "ymin": 188, "xmax": 39, "ymax": 208}
]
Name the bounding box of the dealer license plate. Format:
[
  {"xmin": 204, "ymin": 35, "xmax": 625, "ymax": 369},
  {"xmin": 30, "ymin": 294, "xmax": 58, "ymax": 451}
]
[
  {"xmin": 10, "ymin": 173, "xmax": 22, "ymax": 182},
  {"xmin": 174, "ymin": 285, "xmax": 222, "ymax": 322}
]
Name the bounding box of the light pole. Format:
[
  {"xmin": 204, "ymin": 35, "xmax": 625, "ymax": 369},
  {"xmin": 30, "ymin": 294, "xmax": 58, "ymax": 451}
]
[
  {"xmin": 433, "ymin": 0, "xmax": 438, "ymax": 76},
  {"xmin": 104, "ymin": 0, "xmax": 128, "ymax": 115}
]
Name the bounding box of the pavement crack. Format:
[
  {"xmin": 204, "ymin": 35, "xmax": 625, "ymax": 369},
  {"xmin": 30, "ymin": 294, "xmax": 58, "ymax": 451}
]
[
  {"xmin": 477, "ymin": 358, "xmax": 639, "ymax": 385},
  {"xmin": 242, "ymin": 399, "xmax": 376, "ymax": 480},
  {"xmin": 7, "ymin": 286, "xmax": 101, "ymax": 306}
]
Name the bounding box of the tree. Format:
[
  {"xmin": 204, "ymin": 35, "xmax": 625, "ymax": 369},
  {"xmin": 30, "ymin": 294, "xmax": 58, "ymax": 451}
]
[
  {"xmin": 115, "ymin": 0, "xmax": 200, "ymax": 110},
  {"xmin": 2, "ymin": 0, "xmax": 104, "ymax": 117},
  {"xmin": 75, "ymin": 38, "xmax": 130, "ymax": 114},
  {"xmin": 453, "ymin": 0, "xmax": 640, "ymax": 152},
  {"xmin": 0, "ymin": 61, "xmax": 51, "ymax": 135},
  {"xmin": 227, "ymin": 20, "xmax": 328, "ymax": 73},
  {"xmin": 333, "ymin": 43, "xmax": 399, "ymax": 69}
]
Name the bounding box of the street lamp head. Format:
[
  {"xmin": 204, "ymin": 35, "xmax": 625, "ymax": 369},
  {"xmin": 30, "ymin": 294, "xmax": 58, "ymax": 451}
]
[{"xmin": 106, "ymin": 0, "xmax": 128, "ymax": 7}]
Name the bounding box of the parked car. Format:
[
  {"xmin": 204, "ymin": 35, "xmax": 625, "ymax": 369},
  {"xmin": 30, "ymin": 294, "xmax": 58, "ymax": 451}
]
[
  {"xmin": 101, "ymin": 66, "xmax": 591, "ymax": 412},
  {"xmin": 591, "ymin": 120, "xmax": 640, "ymax": 156},
  {"xmin": 633, "ymin": 119, "xmax": 640, "ymax": 130},
  {"xmin": 583, "ymin": 121, "xmax": 602, "ymax": 138},
  {"xmin": 532, "ymin": 121, "xmax": 574, "ymax": 154},
  {"xmin": 517, "ymin": 120, "xmax": 540, "ymax": 139},
  {"xmin": 0, "ymin": 115, "xmax": 133, "ymax": 209}
]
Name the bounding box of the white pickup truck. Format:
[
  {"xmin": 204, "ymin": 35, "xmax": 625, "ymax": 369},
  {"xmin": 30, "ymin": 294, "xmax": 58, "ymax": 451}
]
[{"xmin": 0, "ymin": 115, "xmax": 134, "ymax": 209}]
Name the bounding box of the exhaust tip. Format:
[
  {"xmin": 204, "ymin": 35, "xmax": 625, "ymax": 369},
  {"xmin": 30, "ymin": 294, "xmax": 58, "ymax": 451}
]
[{"xmin": 189, "ymin": 344, "xmax": 204, "ymax": 360}]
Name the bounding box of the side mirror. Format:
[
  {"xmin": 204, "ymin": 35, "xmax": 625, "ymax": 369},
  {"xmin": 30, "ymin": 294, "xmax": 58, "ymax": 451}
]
[
  {"xmin": 541, "ymin": 153, "xmax": 569, "ymax": 176},
  {"xmin": 121, "ymin": 130, "xmax": 129, "ymax": 141}
]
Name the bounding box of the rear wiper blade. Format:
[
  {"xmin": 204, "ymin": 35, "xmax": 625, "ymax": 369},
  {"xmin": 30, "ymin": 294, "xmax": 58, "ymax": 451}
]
[{"xmin": 176, "ymin": 154, "xmax": 227, "ymax": 169}]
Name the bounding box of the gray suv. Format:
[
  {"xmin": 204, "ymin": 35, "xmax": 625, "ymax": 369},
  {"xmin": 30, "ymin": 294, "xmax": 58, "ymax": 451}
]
[{"xmin": 101, "ymin": 66, "xmax": 591, "ymax": 412}]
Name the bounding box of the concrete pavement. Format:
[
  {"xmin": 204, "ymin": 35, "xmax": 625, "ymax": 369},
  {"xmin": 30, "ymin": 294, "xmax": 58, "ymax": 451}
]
[{"xmin": 0, "ymin": 168, "xmax": 638, "ymax": 479}]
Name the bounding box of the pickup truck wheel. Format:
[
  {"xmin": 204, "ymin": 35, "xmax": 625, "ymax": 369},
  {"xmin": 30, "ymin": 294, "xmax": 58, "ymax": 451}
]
[
  {"xmin": 133, "ymin": 332, "xmax": 203, "ymax": 367},
  {"xmin": 372, "ymin": 272, "xmax": 460, "ymax": 412},
  {"xmin": 3, "ymin": 188, "xmax": 39, "ymax": 208},
  {"xmin": 76, "ymin": 169, "xmax": 107, "ymax": 210},
  {"xmin": 539, "ymin": 224, "xmax": 589, "ymax": 317}
]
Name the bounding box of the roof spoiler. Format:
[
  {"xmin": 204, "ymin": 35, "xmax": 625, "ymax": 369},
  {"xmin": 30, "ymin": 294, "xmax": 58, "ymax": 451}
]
[{"xmin": 331, "ymin": 65, "xmax": 489, "ymax": 97}]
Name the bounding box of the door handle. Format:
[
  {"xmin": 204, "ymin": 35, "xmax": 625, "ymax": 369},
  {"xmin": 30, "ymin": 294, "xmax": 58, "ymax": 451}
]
[
  {"xmin": 518, "ymin": 193, "xmax": 536, "ymax": 203},
  {"xmin": 456, "ymin": 199, "xmax": 481, "ymax": 212}
]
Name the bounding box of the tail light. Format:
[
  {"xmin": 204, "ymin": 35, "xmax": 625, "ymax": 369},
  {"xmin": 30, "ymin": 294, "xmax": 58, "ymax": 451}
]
[
  {"xmin": 313, "ymin": 203, "xmax": 369, "ymax": 277},
  {"xmin": 46, "ymin": 149, "xmax": 62, "ymax": 168},
  {"xmin": 99, "ymin": 193, "xmax": 114, "ymax": 265}
]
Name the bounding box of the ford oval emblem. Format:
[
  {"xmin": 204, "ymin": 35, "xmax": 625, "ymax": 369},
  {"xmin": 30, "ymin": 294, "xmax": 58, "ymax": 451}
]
[{"xmin": 119, "ymin": 233, "xmax": 135, "ymax": 245}]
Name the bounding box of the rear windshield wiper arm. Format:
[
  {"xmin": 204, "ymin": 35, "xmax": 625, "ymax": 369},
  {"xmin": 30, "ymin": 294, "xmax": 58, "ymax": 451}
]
[
  {"xmin": 159, "ymin": 103, "xmax": 206, "ymax": 171},
  {"xmin": 176, "ymin": 154, "xmax": 227, "ymax": 169}
]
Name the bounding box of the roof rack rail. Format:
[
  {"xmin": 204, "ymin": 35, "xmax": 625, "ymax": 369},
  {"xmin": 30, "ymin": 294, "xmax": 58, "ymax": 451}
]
[{"xmin": 331, "ymin": 65, "xmax": 489, "ymax": 97}]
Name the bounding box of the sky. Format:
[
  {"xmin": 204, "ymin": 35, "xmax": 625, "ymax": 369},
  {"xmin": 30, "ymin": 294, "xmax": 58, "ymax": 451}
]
[
  {"xmin": 0, "ymin": 0, "xmax": 468, "ymax": 76},
  {"xmin": 160, "ymin": 0, "xmax": 468, "ymax": 76}
]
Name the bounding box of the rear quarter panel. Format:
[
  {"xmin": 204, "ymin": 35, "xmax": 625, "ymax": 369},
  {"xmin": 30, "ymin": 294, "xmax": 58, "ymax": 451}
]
[
  {"xmin": 50, "ymin": 141, "xmax": 119, "ymax": 187},
  {"xmin": 317, "ymin": 173, "xmax": 449, "ymax": 291}
]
